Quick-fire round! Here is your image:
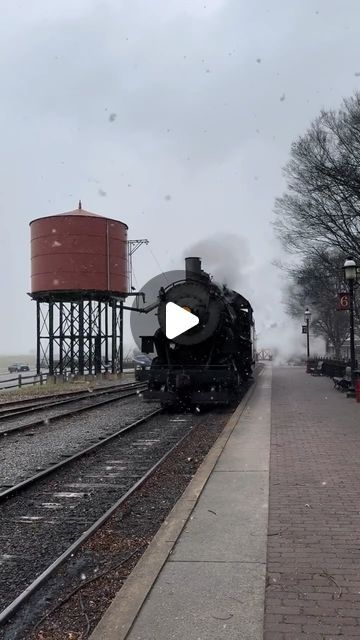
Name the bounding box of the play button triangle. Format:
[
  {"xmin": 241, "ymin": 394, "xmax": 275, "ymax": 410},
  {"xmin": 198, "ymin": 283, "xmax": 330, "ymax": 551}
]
[{"xmin": 166, "ymin": 302, "xmax": 199, "ymax": 340}]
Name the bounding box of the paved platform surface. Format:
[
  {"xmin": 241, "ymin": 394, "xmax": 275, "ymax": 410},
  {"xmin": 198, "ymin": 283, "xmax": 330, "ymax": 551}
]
[
  {"xmin": 265, "ymin": 366, "xmax": 360, "ymax": 639},
  {"xmin": 91, "ymin": 366, "xmax": 360, "ymax": 640}
]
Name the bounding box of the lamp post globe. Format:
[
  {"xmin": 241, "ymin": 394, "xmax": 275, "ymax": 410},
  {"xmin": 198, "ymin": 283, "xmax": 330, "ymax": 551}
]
[{"xmin": 344, "ymin": 258, "xmax": 357, "ymax": 282}]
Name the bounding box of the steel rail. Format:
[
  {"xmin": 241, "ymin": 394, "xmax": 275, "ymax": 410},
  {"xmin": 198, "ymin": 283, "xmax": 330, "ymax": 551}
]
[
  {"xmin": 0, "ymin": 408, "xmax": 177, "ymax": 627},
  {"xmin": 0, "ymin": 385, "xmax": 121, "ymax": 408},
  {"xmin": 0, "ymin": 382, "xmax": 144, "ymax": 417},
  {"xmin": 0, "ymin": 385, "xmax": 147, "ymax": 439},
  {"xmin": 0, "ymin": 408, "xmax": 160, "ymax": 502}
]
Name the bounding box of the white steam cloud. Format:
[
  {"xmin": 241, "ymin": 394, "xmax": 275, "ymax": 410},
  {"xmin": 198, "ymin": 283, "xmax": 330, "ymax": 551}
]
[
  {"xmin": 182, "ymin": 233, "xmax": 324, "ymax": 362},
  {"xmin": 183, "ymin": 233, "xmax": 251, "ymax": 290}
]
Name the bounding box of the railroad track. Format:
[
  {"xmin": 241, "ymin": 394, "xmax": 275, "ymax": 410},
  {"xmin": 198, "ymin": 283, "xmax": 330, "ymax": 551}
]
[
  {"xmin": 0, "ymin": 383, "xmax": 124, "ymax": 409},
  {"xmin": 0, "ymin": 382, "xmax": 144, "ymax": 421},
  {"xmin": 0, "ymin": 382, "xmax": 147, "ymax": 437},
  {"xmin": 0, "ymin": 409, "xmax": 197, "ymax": 636}
]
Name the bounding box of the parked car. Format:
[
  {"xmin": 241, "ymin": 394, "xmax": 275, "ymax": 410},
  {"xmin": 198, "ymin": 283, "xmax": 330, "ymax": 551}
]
[{"xmin": 8, "ymin": 363, "xmax": 30, "ymax": 373}]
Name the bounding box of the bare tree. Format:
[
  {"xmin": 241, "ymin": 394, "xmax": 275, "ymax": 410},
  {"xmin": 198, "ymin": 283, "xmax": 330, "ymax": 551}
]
[
  {"xmin": 286, "ymin": 251, "xmax": 349, "ymax": 358},
  {"xmin": 274, "ymin": 93, "xmax": 360, "ymax": 261}
]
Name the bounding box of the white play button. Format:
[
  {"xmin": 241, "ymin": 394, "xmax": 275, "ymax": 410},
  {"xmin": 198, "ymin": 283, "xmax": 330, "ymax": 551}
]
[{"xmin": 166, "ymin": 302, "xmax": 199, "ymax": 340}]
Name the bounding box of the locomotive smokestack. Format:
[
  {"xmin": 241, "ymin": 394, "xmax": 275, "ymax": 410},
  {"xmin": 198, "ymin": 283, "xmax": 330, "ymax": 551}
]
[{"xmin": 185, "ymin": 256, "xmax": 202, "ymax": 280}]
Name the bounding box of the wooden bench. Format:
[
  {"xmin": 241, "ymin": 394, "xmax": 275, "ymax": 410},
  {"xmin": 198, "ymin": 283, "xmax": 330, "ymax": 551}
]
[
  {"xmin": 333, "ymin": 376, "xmax": 352, "ymax": 392},
  {"xmin": 310, "ymin": 361, "xmax": 324, "ymax": 376}
]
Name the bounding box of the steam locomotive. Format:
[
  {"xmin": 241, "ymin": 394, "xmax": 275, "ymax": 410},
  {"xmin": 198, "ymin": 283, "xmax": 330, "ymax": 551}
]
[{"xmin": 140, "ymin": 257, "xmax": 255, "ymax": 409}]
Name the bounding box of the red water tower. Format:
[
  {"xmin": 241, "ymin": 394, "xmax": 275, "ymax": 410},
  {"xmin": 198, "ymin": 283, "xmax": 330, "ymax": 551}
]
[{"xmin": 29, "ymin": 202, "xmax": 129, "ymax": 376}]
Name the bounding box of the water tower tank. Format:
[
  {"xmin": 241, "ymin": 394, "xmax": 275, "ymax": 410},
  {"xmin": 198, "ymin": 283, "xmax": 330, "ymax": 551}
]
[{"xmin": 30, "ymin": 203, "xmax": 128, "ymax": 297}]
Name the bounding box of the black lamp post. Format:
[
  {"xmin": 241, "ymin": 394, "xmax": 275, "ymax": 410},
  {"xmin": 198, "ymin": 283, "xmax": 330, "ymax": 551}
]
[
  {"xmin": 304, "ymin": 307, "xmax": 311, "ymax": 359},
  {"xmin": 344, "ymin": 257, "xmax": 357, "ymax": 393}
]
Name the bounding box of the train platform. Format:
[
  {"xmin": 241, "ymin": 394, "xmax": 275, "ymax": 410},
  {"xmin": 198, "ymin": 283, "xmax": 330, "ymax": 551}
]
[{"xmin": 89, "ymin": 365, "xmax": 360, "ymax": 640}]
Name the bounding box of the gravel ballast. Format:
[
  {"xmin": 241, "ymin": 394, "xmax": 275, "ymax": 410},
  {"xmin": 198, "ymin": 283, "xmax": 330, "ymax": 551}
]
[
  {"xmin": 0, "ymin": 396, "xmax": 151, "ymax": 490},
  {"xmin": 1, "ymin": 407, "xmax": 235, "ymax": 640}
]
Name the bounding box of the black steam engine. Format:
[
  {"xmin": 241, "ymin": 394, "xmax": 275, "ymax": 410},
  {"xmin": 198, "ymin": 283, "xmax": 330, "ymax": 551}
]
[{"xmin": 141, "ymin": 257, "xmax": 255, "ymax": 409}]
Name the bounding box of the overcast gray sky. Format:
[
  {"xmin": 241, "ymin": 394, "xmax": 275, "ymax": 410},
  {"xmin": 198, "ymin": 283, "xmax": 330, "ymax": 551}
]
[{"xmin": 0, "ymin": 0, "xmax": 359, "ymax": 356}]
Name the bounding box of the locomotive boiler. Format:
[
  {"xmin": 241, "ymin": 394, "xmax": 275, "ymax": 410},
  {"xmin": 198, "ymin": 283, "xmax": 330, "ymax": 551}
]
[{"xmin": 140, "ymin": 257, "xmax": 255, "ymax": 408}]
